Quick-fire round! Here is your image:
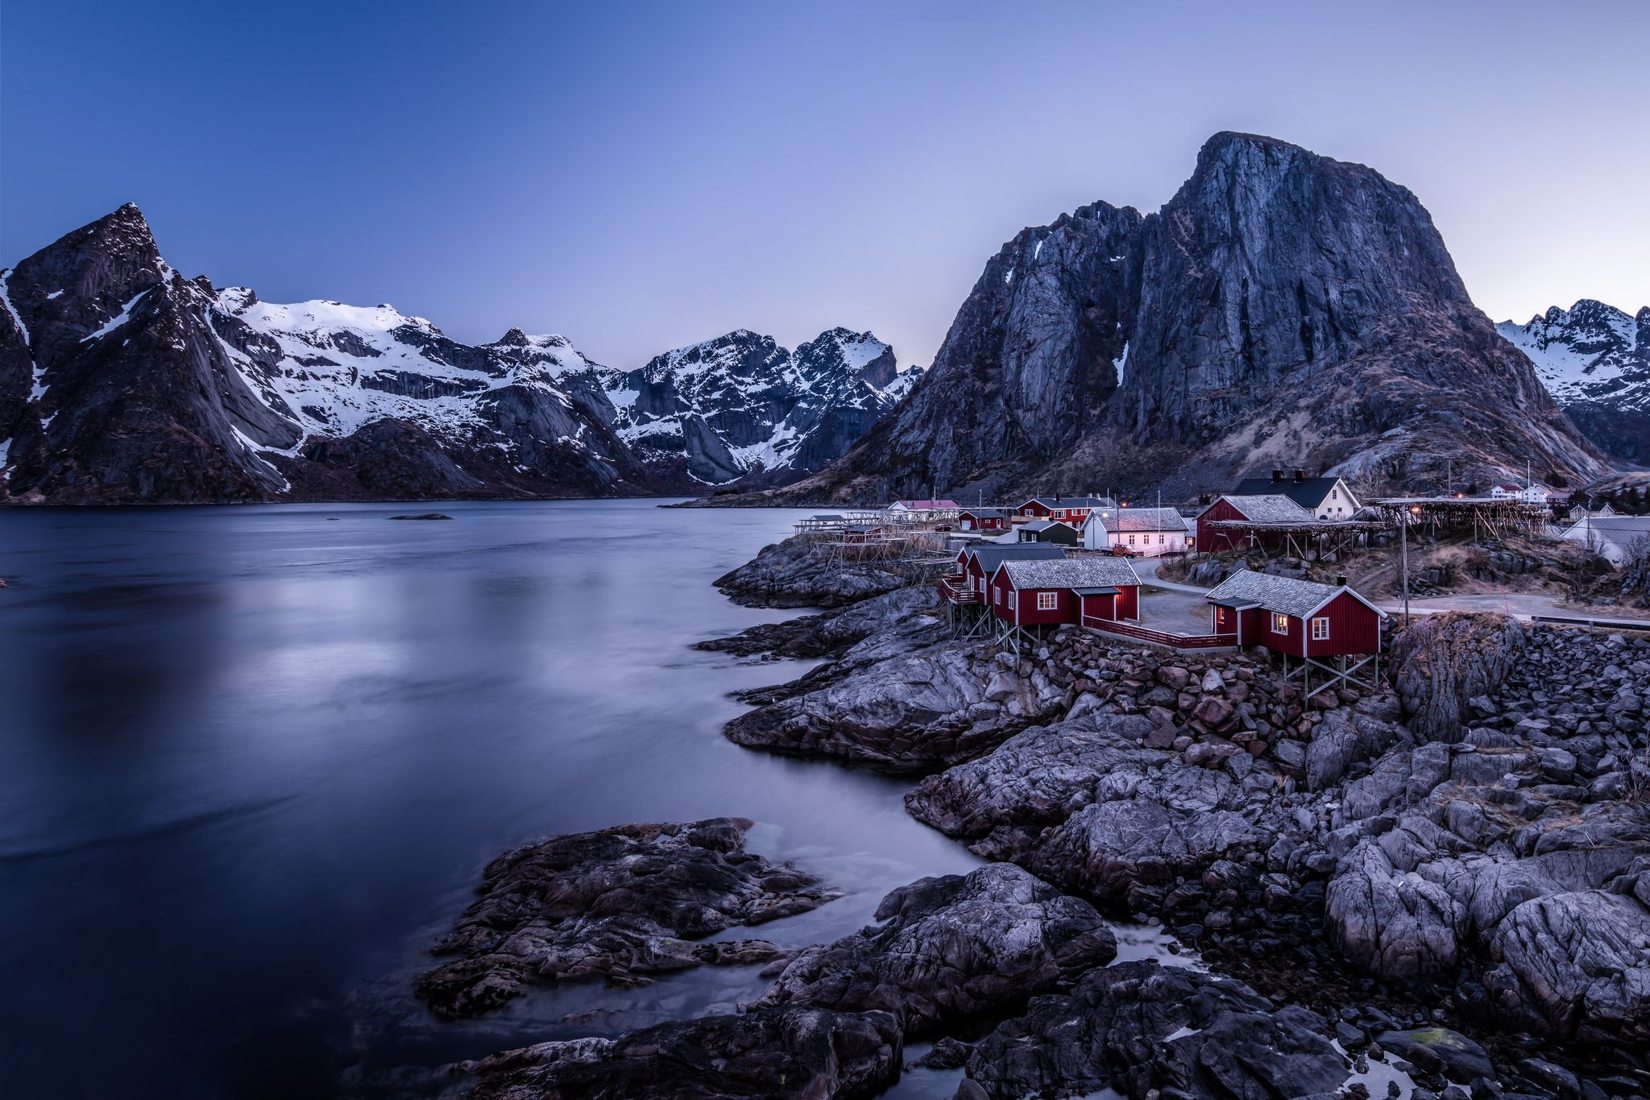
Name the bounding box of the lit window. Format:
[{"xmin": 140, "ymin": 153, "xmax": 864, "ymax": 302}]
[
  {"xmin": 1271, "ymin": 613, "xmax": 1289, "ymax": 634},
  {"xmin": 1037, "ymin": 592, "xmax": 1058, "ymax": 611},
  {"xmin": 1311, "ymin": 617, "xmax": 1330, "ymax": 641}
]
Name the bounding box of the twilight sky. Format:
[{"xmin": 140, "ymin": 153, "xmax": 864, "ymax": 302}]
[{"xmin": 3, "ymin": 1, "xmax": 1647, "ymax": 370}]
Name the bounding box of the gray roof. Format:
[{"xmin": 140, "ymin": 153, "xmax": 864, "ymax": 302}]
[
  {"xmin": 1022, "ymin": 495, "xmax": 1118, "ymax": 509},
  {"xmin": 1578, "ymin": 516, "xmax": 1650, "ymax": 551},
  {"xmin": 963, "ymin": 544, "xmax": 1065, "ymax": 570},
  {"xmin": 961, "ymin": 507, "xmax": 1008, "ymax": 518},
  {"xmin": 1216, "ymin": 494, "xmax": 1317, "ymax": 524},
  {"xmin": 1231, "ymin": 477, "xmax": 1348, "ymax": 510},
  {"xmin": 1205, "ymin": 568, "xmax": 1379, "ymax": 619},
  {"xmin": 1021, "ymin": 519, "xmax": 1077, "ymax": 532},
  {"xmin": 1094, "ymin": 506, "xmax": 1187, "ymax": 532},
  {"xmin": 998, "ymin": 557, "xmax": 1142, "ymax": 590}
]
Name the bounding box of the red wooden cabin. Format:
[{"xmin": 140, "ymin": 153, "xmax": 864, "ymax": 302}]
[
  {"xmin": 1204, "ymin": 569, "xmax": 1385, "ymax": 656},
  {"xmin": 1015, "ymin": 496, "xmax": 1117, "ymax": 526},
  {"xmin": 944, "ymin": 543, "xmax": 1064, "ymax": 603},
  {"xmin": 987, "ymin": 557, "xmax": 1142, "ymax": 628},
  {"xmin": 1195, "ymin": 494, "xmax": 1315, "ymax": 554},
  {"xmin": 958, "ymin": 508, "xmax": 1010, "ymax": 533}
]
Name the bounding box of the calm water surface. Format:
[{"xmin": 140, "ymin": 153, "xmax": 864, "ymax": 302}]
[{"xmin": 0, "ymin": 501, "xmax": 987, "ymax": 1099}]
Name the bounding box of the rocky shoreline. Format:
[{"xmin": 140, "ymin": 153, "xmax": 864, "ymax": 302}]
[{"xmin": 430, "ymin": 535, "xmax": 1650, "ymax": 1099}]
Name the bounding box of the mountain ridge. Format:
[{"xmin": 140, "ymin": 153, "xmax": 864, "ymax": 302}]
[
  {"xmin": 0, "ymin": 206, "xmax": 902, "ymax": 503},
  {"xmin": 1497, "ymin": 299, "xmax": 1650, "ymax": 466},
  {"xmin": 749, "ymin": 131, "xmax": 1607, "ymax": 506}
]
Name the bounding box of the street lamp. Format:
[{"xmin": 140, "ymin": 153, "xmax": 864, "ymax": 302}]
[{"xmin": 1400, "ymin": 505, "xmax": 1421, "ymax": 625}]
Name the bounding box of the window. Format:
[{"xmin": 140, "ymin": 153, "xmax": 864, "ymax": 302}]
[
  {"xmin": 1158, "ymin": 534, "xmax": 1165, "ymax": 544},
  {"xmin": 1271, "ymin": 612, "xmax": 1289, "ymax": 634},
  {"xmin": 1036, "ymin": 592, "xmax": 1058, "ymax": 611},
  {"xmin": 1311, "ymin": 617, "xmax": 1330, "ymax": 641},
  {"xmin": 1128, "ymin": 534, "xmax": 1136, "ymax": 545}
]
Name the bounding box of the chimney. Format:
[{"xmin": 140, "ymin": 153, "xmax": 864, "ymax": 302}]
[
  {"xmin": 1334, "ymin": 575, "xmax": 1348, "ymax": 587},
  {"xmin": 1294, "ymin": 468, "xmax": 1306, "ymax": 483},
  {"xmin": 1271, "ymin": 468, "xmax": 1283, "ymax": 484}
]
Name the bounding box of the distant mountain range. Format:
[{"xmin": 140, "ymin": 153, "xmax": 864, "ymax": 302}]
[
  {"xmin": 1498, "ymin": 300, "xmax": 1650, "ymax": 466},
  {"xmin": 2, "ymin": 138, "xmax": 1638, "ymax": 507},
  {"xmin": 757, "ymin": 131, "xmax": 1608, "ymax": 507},
  {"xmin": 0, "ymin": 205, "xmax": 912, "ymax": 503}
]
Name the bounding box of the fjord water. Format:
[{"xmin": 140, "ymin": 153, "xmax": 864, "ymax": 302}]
[{"xmin": 0, "ymin": 501, "xmax": 980, "ymax": 1099}]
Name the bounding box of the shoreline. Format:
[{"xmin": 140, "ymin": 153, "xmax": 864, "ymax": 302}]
[{"xmin": 416, "ymin": 531, "xmax": 1650, "ymax": 1099}]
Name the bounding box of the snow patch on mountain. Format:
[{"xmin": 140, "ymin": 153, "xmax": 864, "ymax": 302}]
[
  {"xmin": 1499, "ymin": 299, "xmax": 1649, "ymax": 410},
  {"xmin": 586, "ymin": 328, "xmax": 916, "ymax": 484}
]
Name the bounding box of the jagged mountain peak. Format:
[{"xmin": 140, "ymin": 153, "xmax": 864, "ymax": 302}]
[
  {"xmin": 776, "ymin": 131, "xmax": 1603, "ymax": 506},
  {"xmin": 1500, "ymin": 298, "xmax": 1650, "ymax": 465}
]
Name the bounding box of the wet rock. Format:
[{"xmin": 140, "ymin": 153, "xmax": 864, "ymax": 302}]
[
  {"xmin": 713, "ymin": 535, "xmax": 912, "ymax": 608},
  {"xmin": 958, "ymin": 959, "xmax": 1348, "ymax": 1099},
  {"xmin": 725, "ymin": 640, "xmax": 1068, "ymax": 773},
  {"xmin": 461, "ymin": 1006, "xmax": 902, "ymax": 1100},
  {"xmin": 1375, "ymin": 1028, "xmax": 1494, "ymax": 1086},
  {"xmin": 415, "ymin": 818, "xmax": 836, "ymax": 1018},
  {"xmin": 759, "ymin": 863, "xmax": 1116, "ymax": 1034}
]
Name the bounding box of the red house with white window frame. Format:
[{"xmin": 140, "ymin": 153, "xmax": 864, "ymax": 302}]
[
  {"xmin": 986, "ymin": 557, "xmax": 1142, "ymax": 630},
  {"xmin": 1195, "ymin": 494, "xmax": 1316, "ymax": 554},
  {"xmin": 1204, "ymin": 569, "xmax": 1384, "ymax": 658},
  {"xmin": 1015, "ymin": 496, "xmax": 1118, "ymax": 526},
  {"xmin": 958, "ymin": 508, "xmax": 1010, "ymax": 532}
]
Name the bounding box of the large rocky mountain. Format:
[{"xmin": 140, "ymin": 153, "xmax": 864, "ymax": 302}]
[
  {"xmin": 563, "ymin": 328, "xmax": 917, "ymax": 486},
  {"xmin": 0, "ymin": 205, "xmax": 902, "ymax": 503},
  {"xmin": 1499, "ymin": 300, "xmax": 1650, "ymax": 466},
  {"xmin": 766, "ymin": 132, "xmax": 1607, "ymax": 506}
]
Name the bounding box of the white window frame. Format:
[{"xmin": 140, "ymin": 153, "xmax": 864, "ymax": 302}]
[
  {"xmin": 1036, "ymin": 591, "xmax": 1058, "ymax": 611},
  {"xmin": 1271, "ymin": 612, "xmax": 1289, "ymax": 635},
  {"xmin": 1311, "ymin": 616, "xmax": 1330, "ymax": 641}
]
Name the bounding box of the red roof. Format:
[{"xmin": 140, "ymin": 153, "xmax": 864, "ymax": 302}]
[{"xmin": 893, "ymin": 499, "xmax": 961, "ymax": 510}]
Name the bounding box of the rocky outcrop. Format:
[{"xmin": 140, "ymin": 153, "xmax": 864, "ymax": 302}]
[
  {"xmin": 955, "ymin": 960, "xmax": 1349, "ymax": 1100},
  {"xmin": 769, "ymin": 132, "xmax": 1604, "ymax": 505},
  {"xmin": 725, "ymin": 640, "xmax": 1069, "ymax": 773},
  {"xmin": 712, "ymin": 535, "xmax": 917, "ymax": 609},
  {"xmin": 415, "ymin": 819, "xmax": 835, "ymax": 1018},
  {"xmin": 1388, "ymin": 613, "xmax": 1524, "ymax": 741},
  {"xmin": 758, "ymin": 864, "xmax": 1116, "ymax": 1033},
  {"xmin": 695, "ymin": 585, "xmax": 946, "ymax": 660},
  {"xmin": 1324, "ymin": 625, "xmax": 1650, "ymax": 1044},
  {"xmin": 461, "ymin": 1006, "xmax": 902, "ymax": 1100}
]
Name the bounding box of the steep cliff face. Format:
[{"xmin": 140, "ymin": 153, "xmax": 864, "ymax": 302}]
[
  {"xmin": 1499, "ymin": 300, "xmax": 1650, "ymax": 465},
  {"xmin": 0, "ymin": 204, "xmax": 907, "ymax": 503},
  {"xmin": 779, "ymin": 133, "xmax": 1607, "ymax": 505},
  {"xmin": 0, "ymin": 205, "xmax": 287, "ymax": 502}
]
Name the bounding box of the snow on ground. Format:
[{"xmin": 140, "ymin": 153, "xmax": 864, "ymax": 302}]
[
  {"xmin": 1112, "ymin": 342, "xmax": 1129, "ymax": 384},
  {"xmin": 79, "ymin": 289, "xmax": 152, "ymax": 345}
]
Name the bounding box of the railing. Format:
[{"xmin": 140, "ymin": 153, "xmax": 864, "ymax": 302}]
[
  {"xmin": 1082, "ymin": 614, "xmax": 1234, "ymax": 650},
  {"xmin": 937, "ymin": 576, "xmax": 982, "ymax": 604}
]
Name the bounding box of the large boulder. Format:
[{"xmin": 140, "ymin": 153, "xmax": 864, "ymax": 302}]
[
  {"xmin": 725, "ymin": 642, "xmax": 1069, "ymax": 773},
  {"xmin": 1388, "ymin": 613, "xmax": 1524, "ymax": 741},
  {"xmin": 713, "ymin": 535, "xmax": 911, "ymax": 608},
  {"xmin": 415, "ymin": 819, "xmax": 835, "ymax": 1018},
  {"xmin": 758, "ymin": 863, "xmax": 1116, "ymax": 1034},
  {"xmin": 957, "ymin": 959, "xmax": 1348, "ymax": 1100}
]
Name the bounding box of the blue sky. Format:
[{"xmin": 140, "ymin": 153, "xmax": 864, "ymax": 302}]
[{"xmin": 3, "ymin": 1, "xmax": 1647, "ymax": 369}]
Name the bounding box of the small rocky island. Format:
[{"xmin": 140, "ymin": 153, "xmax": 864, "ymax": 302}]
[{"xmin": 429, "ymin": 534, "xmax": 1650, "ymax": 1100}]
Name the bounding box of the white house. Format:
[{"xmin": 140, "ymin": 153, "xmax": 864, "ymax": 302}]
[
  {"xmin": 1230, "ymin": 470, "xmax": 1360, "ymax": 519},
  {"xmin": 1082, "ymin": 506, "xmax": 1193, "ymax": 557},
  {"xmin": 1560, "ymin": 515, "xmax": 1650, "ymax": 565},
  {"xmin": 1520, "ymin": 484, "xmax": 1553, "ymax": 505}
]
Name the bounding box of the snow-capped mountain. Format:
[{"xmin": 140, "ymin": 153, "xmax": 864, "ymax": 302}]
[
  {"xmin": 564, "ymin": 328, "xmax": 919, "ymax": 485},
  {"xmin": 0, "ymin": 204, "xmax": 906, "ymax": 503},
  {"xmin": 1499, "ymin": 300, "xmax": 1650, "ymax": 465}
]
